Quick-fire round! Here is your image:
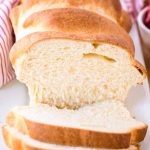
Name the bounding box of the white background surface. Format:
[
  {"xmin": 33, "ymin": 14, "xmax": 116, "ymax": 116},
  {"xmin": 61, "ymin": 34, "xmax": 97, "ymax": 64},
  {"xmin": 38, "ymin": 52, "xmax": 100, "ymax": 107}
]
[{"xmin": 0, "ymin": 25, "xmax": 150, "ymax": 150}]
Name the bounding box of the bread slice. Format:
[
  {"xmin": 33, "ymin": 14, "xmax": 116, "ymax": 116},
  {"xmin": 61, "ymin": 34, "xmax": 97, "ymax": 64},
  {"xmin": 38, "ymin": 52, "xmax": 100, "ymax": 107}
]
[
  {"xmin": 2, "ymin": 125, "xmax": 140, "ymax": 150},
  {"xmin": 5, "ymin": 101, "xmax": 147, "ymax": 149},
  {"xmin": 10, "ymin": 22, "xmax": 146, "ymax": 108},
  {"xmin": 10, "ymin": 0, "xmax": 131, "ymax": 40}
]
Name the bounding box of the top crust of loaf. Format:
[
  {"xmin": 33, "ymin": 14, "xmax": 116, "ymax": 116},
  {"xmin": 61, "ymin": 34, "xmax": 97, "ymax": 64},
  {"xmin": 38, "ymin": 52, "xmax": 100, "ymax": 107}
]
[
  {"xmin": 22, "ymin": 8, "xmax": 130, "ymax": 37},
  {"xmin": 119, "ymin": 11, "xmax": 132, "ymax": 32},
  {"xmin": 10, "ymin": 0, "xmax": 131, "ymax": 32},
  {"xmin": 10, "ymin": 8, "xmax": 134, "ymax": 55},
  {"xmin": 19, "ymin": 0, "xmax": 122, "ymax": 21}
]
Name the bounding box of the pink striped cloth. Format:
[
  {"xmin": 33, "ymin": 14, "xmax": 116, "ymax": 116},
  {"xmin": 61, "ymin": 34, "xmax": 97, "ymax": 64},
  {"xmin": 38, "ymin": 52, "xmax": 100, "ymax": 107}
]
[
  {"xmin": 0, "ymin": 0, "xmax": 18, "ymax": 87},
  {"xmin": 121, "ymin": 0, "xmax": 149, "ymax": 21}
]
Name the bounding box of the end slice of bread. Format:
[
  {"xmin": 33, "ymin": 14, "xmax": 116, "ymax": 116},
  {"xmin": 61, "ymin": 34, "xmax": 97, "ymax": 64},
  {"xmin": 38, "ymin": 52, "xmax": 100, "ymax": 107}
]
[
  {"xmin": 11, "ymin": 34, "xmax": 146, "ymax": 108},
  {"xmin": 2, "ymin": 125, "xmax": 140, "ymax": 150},
  {"xmin": 6, "ymin": 101, "xmax": 147, "ymax": 149}
]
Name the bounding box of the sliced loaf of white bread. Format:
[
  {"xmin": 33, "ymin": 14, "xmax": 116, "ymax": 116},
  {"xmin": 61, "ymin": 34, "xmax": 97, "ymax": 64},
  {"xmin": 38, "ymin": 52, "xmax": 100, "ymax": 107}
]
[
  {"xmin": 9, "ymin": 9, "xmax": 146, "ymax": 108},
  {"xmin": 10, "ymin": 0, "xmax": 131, "ymax": 40},
  {"xmin": 6, "ymin": 4, "xmax": 147, "ymax": 150},
  {"xmin": 2, "ymin": 125, "xmax": 140, "ymax": 150},
  {"xmin": 5, "ymin": 101, "xmax": 147, "ymax": 149}
]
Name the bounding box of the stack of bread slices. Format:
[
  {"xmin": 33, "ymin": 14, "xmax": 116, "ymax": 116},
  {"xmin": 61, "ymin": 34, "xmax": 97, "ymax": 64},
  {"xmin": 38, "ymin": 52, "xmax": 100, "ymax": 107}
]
[{"xmin": 2, "ymin": 0, "xmax": 148, "ymax": 150}]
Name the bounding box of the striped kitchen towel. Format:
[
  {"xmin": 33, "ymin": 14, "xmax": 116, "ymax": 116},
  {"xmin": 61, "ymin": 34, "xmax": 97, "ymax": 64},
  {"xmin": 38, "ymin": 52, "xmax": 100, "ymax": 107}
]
[
  {"xmin": 0, "ymin": 0, "xmax": 18, "ymax": 87},
  {"xmin": 121, "ymin": 0, "xmax": 149, "ymax": 21}
]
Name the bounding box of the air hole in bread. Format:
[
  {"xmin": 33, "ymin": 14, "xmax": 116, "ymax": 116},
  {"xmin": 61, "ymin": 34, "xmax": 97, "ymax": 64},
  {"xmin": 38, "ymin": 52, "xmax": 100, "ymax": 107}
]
[
  {"xmin": 103, "ymin": 84, "xmax": 108, "ymax": 89},
  {"xmin": 63, "ymin": 47, "xmax": 70, "ymax": 50},
  {"xmin": 56, "ymin": 58, "xmax": 64, "ymax": 61},
  {"xmin": 44, "ymin": 64, "xmax": 48, "ymax": 68},
  {"xmin": 92, "ymin": 43, "xmax": 99, "ymax": 48},
  {"xmin": 83, "ymin": 53, "xmax": 116, "ymax": 63}
]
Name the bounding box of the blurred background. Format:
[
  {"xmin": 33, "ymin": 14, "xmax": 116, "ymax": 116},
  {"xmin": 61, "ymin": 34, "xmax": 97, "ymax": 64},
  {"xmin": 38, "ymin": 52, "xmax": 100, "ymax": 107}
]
[{"xmin": 121, "ymin": 0, "xmax": 150, "ymax": 85}]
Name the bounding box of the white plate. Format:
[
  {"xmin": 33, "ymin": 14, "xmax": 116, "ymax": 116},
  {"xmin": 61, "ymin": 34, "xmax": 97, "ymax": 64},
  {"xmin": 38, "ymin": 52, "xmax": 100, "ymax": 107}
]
[{"xmin": 0, "ymin": 25, "xmax": 150, "ymax": 150}]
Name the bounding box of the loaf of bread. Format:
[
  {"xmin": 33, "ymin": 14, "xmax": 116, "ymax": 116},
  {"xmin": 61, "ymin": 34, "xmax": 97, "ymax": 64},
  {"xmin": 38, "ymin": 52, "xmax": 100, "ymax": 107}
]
[
  {"xmin": 3, "ymin": 125, "xmax": 140, "ymax": 150},
  {"xmin": 10, "ymin": 9, "xmax": 146, "ymax": 108},
  {"xmin": 10, "ymin": 0, "xmax": 131, "ymax": 40},
  {"xmin": 3, "ymin": 2, "xmax": 147, "ymax": 150},
  {"xmin": 4, "ymin": 101, "xmax": 147, "ymax": 149}
]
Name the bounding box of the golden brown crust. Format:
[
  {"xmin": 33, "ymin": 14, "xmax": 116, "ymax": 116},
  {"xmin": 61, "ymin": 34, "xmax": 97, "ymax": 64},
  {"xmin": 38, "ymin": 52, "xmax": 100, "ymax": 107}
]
[
  {"xmin": 133, "ymin": 60, "xmax": 147, "ymax": 81},
  {"xmin": 6, "ymin": 111, "xmax": 147, "ymax": 149},
  {"xmin": 2, "ymin": 126, "xmax": 140, "ymax": 150},
  {"xmin": 21, "ymin": 8, "xmax": 132, "ymax": 47},
  {"xmin": 2, "ymin": 126, "xmax": 46, "ymax": 150},
  {"xmin": 21, "ymin": 0, "xmax": 122, "ymax": 21},
  {"xmin": 2, "ymin": 126, "xmax": 21, "ymax": 150},
  {"xmin": 25, "ymin": 119, "xmax": 130, "ymax": 149},
  {"xmin": 131, "ymin": 126, "xmax": 148, "ymax": 144},
  {"xmin": 22, "ymin": 8, "xmax": 130, "ymax": 38},
  {"xmin": 119, "ymin": 11, "xmax": 132, "ymax": 32},
  {"xmin": 10, "ymin": 0, "xmax": 131, "ymax": 32}
]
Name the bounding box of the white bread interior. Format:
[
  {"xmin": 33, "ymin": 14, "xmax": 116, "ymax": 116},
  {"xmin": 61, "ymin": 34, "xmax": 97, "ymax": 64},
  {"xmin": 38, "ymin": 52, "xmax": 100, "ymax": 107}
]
[
  {"xmin": 3, "ymin": 125, "xmax": 139, "ymax": 150},
  {"xmin": 15, "ymin": 39, "xmax": 144, "ymax": 108}
]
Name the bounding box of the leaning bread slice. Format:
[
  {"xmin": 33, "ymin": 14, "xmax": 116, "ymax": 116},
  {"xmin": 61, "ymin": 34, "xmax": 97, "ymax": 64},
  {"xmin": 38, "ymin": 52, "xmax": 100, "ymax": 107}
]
[
  {"xmin": 6, "ymin": 101, "xmax": 147, "ymax": 149},
  {"xmin": 2, "ymin": 125, "xmax": 140, "ymax": 150}
]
